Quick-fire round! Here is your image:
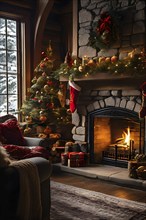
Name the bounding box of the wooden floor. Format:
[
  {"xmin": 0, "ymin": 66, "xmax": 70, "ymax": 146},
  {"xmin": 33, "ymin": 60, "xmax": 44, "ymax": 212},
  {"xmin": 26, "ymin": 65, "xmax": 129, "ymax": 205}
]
[{"xmin": 51, "ymin": 171, "xmax": 146, "ymax": 204}]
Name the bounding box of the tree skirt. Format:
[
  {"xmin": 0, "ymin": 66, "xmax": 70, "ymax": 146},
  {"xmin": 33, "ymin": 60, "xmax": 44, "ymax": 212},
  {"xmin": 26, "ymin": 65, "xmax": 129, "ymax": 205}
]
[{"xmin": 50, "ymin": 181, "xmax": 146, "ymax": 220}]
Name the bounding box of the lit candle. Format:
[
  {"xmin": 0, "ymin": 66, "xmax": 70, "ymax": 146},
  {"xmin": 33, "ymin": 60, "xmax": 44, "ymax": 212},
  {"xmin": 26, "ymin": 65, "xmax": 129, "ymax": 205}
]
[{"xmin": 82, "ymin": 55, "xmax": 88, "ymax": 66}]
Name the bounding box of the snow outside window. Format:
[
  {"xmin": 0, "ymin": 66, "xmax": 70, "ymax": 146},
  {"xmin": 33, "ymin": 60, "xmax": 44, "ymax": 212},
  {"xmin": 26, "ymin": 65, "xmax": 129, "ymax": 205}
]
[{"xmin": 0, "ymin": 17, "xmax": 19, "ymax": 116}]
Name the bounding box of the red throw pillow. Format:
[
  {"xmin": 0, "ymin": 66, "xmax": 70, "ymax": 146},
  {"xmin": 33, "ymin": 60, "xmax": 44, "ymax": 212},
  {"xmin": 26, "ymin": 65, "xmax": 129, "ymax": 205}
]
[
  {"xmin": 3, "ymin": 145, "xmax": 49, "ymax": 160},
  {"xmin": 31, "ymin": 146, "xmax": 50, "ymax": 159},
  {"xmin": 0, "ymin": 119, "xmax": 26, "ymax": 146},
  {"xmin": 3, "ymin": 145, "xmax": 31, "ymax": 160}
]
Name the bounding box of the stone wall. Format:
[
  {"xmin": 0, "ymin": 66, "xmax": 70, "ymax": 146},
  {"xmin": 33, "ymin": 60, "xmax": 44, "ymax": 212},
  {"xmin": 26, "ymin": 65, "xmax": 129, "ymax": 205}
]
[
  {"xmin": 78, "ymin": 0, "xmax": 146, "ymax": 59},
  {"xmin": 71, "ymin": 0, "xmax": 145, "ymax": 147},
  {"xmin": 71, "ymin": 89, "xmax": 141, "ymax": 143}
]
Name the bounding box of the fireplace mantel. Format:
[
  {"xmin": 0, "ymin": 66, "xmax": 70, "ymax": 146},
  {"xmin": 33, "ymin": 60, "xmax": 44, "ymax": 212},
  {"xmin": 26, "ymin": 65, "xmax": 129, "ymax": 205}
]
[{"xmin": 60, "ymin": 73, "xmax": 146, "ymax": 90}]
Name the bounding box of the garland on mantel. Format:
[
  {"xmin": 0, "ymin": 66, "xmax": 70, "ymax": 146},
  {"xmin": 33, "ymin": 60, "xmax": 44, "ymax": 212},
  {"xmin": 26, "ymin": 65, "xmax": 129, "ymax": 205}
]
[{"xmin": 53, "ymin": 50, "xmax": 146, "ymax": 80}]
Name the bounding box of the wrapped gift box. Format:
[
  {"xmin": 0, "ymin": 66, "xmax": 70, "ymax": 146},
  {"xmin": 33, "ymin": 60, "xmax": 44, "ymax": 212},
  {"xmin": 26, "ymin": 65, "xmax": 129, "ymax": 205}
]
[
  {"xmin": 61, "ymin": 152, "xmax": 90, "ymax": 167},
  {"xmin": 68, "ymin": 158, "xmax": 86, "ymax": 167}
]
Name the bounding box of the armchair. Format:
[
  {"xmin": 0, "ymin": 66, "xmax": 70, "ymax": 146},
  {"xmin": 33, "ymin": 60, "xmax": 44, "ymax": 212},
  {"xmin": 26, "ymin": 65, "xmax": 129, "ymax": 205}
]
[
  {"xmin": 0, "ymin": 115, "xmax": 52, "ymax": 219},
  {"xmin": 0, "ymin": 156, "xmax": 52, "ymax": 220}
]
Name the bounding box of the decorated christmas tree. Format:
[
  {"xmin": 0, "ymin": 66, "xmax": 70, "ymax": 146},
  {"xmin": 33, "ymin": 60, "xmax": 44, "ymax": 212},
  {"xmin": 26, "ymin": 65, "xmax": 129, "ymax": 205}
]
[{"xmin": 21, "ymin": 42, "xmax": 71, "ymax": 138}]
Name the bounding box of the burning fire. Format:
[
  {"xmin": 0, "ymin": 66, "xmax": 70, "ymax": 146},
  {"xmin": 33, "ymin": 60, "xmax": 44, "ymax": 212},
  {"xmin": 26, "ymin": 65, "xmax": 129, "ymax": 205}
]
[
  {"xmin": 116, "ymin": 127, "xmax": 131, "ymax": 147},
  {"xmin": 122, "ymin": 127, "xmax": 130, "ymax": 146}
]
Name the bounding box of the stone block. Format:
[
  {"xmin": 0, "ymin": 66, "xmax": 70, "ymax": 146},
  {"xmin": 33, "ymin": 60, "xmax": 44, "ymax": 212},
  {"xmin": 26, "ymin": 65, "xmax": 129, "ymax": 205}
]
[
  {"xmin": 99, "ymin": 100, "xmax": 105, "ymax": 108},
  {"xmin": 122, "ymin": 90, "xmax": 140, "ymax": 96},
  {"xmin": 134, "ymin": 103, "xmax": 141, "ymax": 113},
  {"xmin": 72, "ymin": 110, "xmax": 80, "ymax": 126},
  {"xmin": 120, "ymin": 99, "xmax": 127, "ymax": 108},
  {"xmin": 79, "ymin": 9, "xmax": 92, "ymax": 23},
  {"xmin": 73, "ymin": 134, "xmax": 86, "ymax": 142},
  {"xmin": 79, "ymin": 46, "xmax": 96, "ymax": 58},
  {"xmin": 115, "ymin": 97, "xmax": 121, "ymax": 107},
  {"xmin": 99, "ymin": 90, "xmax": 110, "ymax": 96},
  {"xmin": 79, "ymin": 33, "xmax": 90, "ymax": 46},
  {"xmin": 93, "ymin": 101, "xmax": 100, "ymax": 110},
  {"xmin": 105, "ymin": 97, "xmax": 115, "ymax": 107},
  {"xmin": 76, "ymin": 126, "xmax": 85, "ymax": 135},
  {"xmin": 87, "ymin": 103, "xmax": 94, "ymax": 112},
  {"xmin": 126, "ymin": 100, "xmax": 135, "ymax": 110}
]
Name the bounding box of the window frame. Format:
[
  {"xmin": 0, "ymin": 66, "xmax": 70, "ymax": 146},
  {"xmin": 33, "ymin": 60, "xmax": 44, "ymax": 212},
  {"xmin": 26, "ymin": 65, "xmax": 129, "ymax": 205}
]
[{"xmin": 0, "ymin": 9, "xmax": 32, "ymax": 119}]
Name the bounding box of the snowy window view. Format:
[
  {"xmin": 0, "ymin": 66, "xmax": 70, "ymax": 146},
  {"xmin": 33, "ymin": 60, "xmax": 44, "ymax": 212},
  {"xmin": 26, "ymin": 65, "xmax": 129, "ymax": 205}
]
[{"xmin": 0, "ymin": 18, "xmax": 18, "ymax": 116}]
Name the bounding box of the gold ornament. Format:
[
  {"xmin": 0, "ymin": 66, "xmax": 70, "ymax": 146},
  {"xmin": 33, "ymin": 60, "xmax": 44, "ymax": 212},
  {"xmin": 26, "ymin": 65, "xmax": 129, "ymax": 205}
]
[
  {"xmin": 44, "ymin": 84, "xmax": 49, "ymax": 92},
  {"xmin": 24, "ymin": 127, "xmax": 32, "ymax": 135},
  {"xmin": 25, "ymin": 116, "xmax": 32, "ymax": 123},
  {"xmin": 78, "ymin": 65, "xmax": 83, "ymax": 72}
]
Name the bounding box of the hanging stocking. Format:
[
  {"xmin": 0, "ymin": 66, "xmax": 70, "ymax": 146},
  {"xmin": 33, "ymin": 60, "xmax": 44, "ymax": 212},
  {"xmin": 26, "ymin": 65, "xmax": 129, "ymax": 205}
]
[
  {"xmin": 69, "ymin": 81, "xmax": 81, "ymax": 113},
  {"xmin": 139, "ymin": 82, "xmax": 146, "ymax": 118}
]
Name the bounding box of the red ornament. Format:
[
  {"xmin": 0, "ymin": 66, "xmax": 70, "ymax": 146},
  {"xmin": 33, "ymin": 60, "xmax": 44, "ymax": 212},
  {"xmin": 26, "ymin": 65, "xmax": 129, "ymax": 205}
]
[
  {"xmin": 39, "ymin": 115, "xmax": 47, "ymax": 122},
  {"xmin": 41, "ymin": 51, "xmax": 46, "ymax": 58},
  {"xmin": 47, "ymin": 80, "xmax": 53, "ymax": 86},
  {"xmin": 111, "ymin": 56, "xmax": 118, "ymax": 63}
]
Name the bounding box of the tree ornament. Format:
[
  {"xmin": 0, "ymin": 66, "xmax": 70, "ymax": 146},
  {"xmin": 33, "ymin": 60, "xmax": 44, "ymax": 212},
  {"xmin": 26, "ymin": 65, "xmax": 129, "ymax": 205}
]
[
  {"xmin": 24, "ymin": 127, "xmax": 32, "ymax": 135},
  {"xmin": 37, "ymin": 75, "xmax": 46, "ymax": 85},
  {"xmin": 41, "ymin": 51, "xmax": 46, "ymax": 59},
  {"xmin": 31, "ymin": 76, "xmax": 37, "ymax": 84},
  {"xmin": 44, "ymin": 84, "xmax": 49, "ymax": 92},
  {"xmin": 25, "ymin": 116, "xmax": 32, "ymax": 123},
  {"xmin": 44, "ymin": 126, "xmax": 52, "ymax": 135},
  {"xmin": 78, "ymin": 65, "xmax": 83, "ymax": 72},
  {"xmin": 39, "ymin": 115, "xmax": 47, "ymax": 122},
  {"xmin": 42, "ymin": 72, "xmax": 47, "ymax": 77}
]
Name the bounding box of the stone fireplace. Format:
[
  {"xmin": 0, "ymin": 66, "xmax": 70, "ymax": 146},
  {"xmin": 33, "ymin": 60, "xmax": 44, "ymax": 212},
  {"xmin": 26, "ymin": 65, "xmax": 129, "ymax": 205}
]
[
  {"xmin": 60, "ymin": 0, "xmax": 146, "ymax": 167},
  {"xmin": 67, "ymin": 77, "xmax": 146, "ymax": 167}
]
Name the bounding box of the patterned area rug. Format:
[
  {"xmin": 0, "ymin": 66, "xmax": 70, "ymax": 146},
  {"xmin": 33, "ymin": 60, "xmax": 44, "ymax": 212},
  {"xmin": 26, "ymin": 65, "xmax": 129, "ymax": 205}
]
[{"xmin": 50, "ymin": 181, "xmax": 146, "ymax": 220}]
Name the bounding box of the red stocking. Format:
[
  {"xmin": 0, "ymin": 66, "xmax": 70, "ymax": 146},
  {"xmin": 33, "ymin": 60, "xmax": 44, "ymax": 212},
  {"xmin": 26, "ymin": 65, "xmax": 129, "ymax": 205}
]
[{"xmin": 69, "ymin": 81, "xmax": 81, "ymax": 113}]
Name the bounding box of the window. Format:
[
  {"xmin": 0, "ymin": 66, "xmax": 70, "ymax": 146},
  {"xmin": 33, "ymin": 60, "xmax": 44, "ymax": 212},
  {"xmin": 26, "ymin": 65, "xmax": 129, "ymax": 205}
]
[{"xmin": 0, "ymin": 17, "xmax": 21, "ymax": 116}]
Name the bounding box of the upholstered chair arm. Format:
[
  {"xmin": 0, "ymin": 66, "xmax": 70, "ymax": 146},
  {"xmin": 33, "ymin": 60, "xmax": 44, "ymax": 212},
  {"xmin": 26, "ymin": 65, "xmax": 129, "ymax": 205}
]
[{"xmin": 24, "ymin": 137, "xmax": 50, "ymax": 149}]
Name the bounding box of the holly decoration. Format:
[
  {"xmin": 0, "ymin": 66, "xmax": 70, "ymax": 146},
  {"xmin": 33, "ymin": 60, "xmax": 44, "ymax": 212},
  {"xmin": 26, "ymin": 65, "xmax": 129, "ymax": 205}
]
[{"xmin": 88, "ymin": 11, "xmax": 120, "ymax": 50}]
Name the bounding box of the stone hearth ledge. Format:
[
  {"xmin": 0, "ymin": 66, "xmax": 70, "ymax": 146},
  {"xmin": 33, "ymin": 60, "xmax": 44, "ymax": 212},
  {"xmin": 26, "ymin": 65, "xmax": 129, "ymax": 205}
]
[{"xmin": 52, "ymin": 163, "xmax": 146, "ymax": 190}]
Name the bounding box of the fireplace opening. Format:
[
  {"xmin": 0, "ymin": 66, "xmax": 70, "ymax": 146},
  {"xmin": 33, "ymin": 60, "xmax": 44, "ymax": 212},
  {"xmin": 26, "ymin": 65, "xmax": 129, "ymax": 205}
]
[{"xmin": 88, "ymin": 107, "xmax": 144, "ymax": 168}]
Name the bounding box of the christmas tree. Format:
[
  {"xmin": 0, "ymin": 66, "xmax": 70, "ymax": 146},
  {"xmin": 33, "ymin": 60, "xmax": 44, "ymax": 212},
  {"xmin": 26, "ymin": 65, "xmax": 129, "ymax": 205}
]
[{"xmin": 21, "ymin": 42, "xmax": 71, "ymax": 138}]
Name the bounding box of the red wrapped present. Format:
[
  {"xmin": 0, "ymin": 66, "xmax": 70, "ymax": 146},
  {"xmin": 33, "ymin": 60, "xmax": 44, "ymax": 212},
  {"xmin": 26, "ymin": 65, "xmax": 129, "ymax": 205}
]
[
  {"xmin": 68, "ymin": 152, "xmax": 90, "ymax": 167},
  {"xmin": 68, "ymin": 158, "xmax": 86, "ymax": 167},
  {"xmin": 68, "ymin": 152, "xmax": 85, "ymax": 159}
]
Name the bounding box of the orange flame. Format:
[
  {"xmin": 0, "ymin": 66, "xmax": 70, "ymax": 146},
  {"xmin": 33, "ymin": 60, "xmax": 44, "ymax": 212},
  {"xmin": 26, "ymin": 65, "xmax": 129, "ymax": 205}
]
[{"xmin": 122, "ymin": 127, "xmax": 130, "ymax": 146}]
